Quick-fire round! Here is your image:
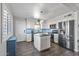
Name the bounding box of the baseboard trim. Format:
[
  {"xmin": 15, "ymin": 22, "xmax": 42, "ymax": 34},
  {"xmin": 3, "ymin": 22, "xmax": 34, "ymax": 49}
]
[{"xmin": 40, "ymin": 47, "xmax": 51, "ymax": 52}]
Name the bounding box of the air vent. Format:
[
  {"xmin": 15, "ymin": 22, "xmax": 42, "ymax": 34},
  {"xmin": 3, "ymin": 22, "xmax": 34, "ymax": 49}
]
[
  {"xmin": 40, "ymin": 9, "xmax": 48, "ymax": 15},
  {"xmin": 64, "ymin": 14, "xmax": 72, "ymax": 17}
]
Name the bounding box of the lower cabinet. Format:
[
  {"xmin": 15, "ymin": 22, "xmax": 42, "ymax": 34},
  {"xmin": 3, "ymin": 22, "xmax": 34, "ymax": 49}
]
[
  {"xmin": 41, "ymin": 36, "xmax": 50, "ymax": 50},
  {"xmin": 26, "ymin": 34, "xmax": 32, "ymax": 42},
  {"xmin": 54, "ymin": 34, "xmax": 58, "ymax": 43},
  {"xmin": 34, "ymin": 34, "xmax": 51, "ymax": 51},
  {"xmin": 7, "ymin": 36, "xmax": 16, "ymax": 56}
]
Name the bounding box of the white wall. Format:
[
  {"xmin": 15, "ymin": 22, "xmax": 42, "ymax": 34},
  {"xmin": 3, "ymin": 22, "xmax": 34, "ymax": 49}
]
[
  {"xmin": 15, "ymin": 18, "xmax": 26, "ymax": 42},
  {"xmin": 0, "ymin": 3, "xmax": 1, "ymax": 44},
  {"xmin": 26, "ymin": 18, "xmax": 35, "ymax": 29},
  {"xmin": 42, "ymin": 20, "xmax": 49, "ymax": 29},
  {"xmin": 14, "ymin": 17, "xmax": 36, "ymax": 42}
]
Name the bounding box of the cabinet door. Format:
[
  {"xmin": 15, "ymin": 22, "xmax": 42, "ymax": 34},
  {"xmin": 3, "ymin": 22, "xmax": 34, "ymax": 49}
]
[
  {"xmin": 26, "ymin": 34, "xmax": 32, "ymax": 42},
  {"xmin": 34, "ymin": 36, "xmax": 40, "ymax": 50},
  {"xmin": 54, "ymin": 34, "xmax": 58, "ymax": 43},
  {"xmin": 41, "ymin": 37, "xmax": 47, "ymax": 50},
  {"xmin": 46, "ymin": 36, "xmax": 50, "ymax": 48}
]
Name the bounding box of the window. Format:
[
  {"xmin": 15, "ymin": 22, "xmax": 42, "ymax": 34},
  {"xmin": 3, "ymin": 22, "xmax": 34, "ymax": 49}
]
[
  {"xmin": 2, "ymin": 4, "xmax": 13, "ymax": 41},
  {"xmin": 2, "ymin": 7, "xmax": 8, "ymax": 40}
]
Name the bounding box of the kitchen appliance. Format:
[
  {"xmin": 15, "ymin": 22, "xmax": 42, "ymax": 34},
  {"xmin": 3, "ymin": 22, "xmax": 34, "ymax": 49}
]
[
  {"xmin": 51, "ymin": 29, "xmax": 59, "ymax": 43},
  {"xmin": 58, "ymin": 20, "xmax": 75, "ymax": 50}
]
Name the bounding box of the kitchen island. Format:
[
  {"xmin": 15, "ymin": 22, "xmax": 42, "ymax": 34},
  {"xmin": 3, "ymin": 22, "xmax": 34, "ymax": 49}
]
[{"xmin": 34, "ymin": 33, "xmax": 51, "ymax": 51}]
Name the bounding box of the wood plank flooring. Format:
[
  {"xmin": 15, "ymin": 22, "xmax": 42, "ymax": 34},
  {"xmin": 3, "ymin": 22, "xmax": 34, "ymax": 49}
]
[{"xmin": 16, "ymin": 41, "xmax": 79, "ymax": 56}]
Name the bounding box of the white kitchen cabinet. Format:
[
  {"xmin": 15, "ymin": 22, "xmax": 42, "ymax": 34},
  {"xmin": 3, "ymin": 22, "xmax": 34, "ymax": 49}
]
[
  {"xmin": 54, "ymin": 34, "xmax": 58, "ymax": 43},
  {"xmin": 34, "ymin": 33, "xmax": 51, "ymax": 51},
  {"xmin": 26, "ymin": 34, "xmax": 32, "ymax": 42}
]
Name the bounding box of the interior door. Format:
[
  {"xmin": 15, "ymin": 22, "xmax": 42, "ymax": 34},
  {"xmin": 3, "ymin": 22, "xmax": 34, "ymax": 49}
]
[{"xmin": 69, "ymin": 20, "xmax": 74, "ymax": 50}]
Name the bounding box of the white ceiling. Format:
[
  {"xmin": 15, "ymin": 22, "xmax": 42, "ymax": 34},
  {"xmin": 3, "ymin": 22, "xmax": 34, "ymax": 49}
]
[{"xmin": 6, "ymin": 3, "xmax": 79, "ymax": 20}]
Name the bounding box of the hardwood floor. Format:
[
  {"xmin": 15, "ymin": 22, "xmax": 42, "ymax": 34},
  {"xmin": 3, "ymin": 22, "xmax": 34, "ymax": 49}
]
[{"xmin": 16, "ymin": 41, "xmax": 79, "ymax": 56}]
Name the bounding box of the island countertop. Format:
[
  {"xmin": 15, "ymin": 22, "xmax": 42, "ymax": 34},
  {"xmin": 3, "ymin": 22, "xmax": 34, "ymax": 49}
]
[
  {"xmin": 34, "ymin": 33, "xmax": 50, "ymax": 37},
  {"xmin": 34, "ymin": 33, "xmax": 51, "ymax": 51}
]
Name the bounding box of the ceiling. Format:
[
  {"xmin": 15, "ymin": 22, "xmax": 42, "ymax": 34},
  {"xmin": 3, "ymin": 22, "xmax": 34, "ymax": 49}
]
[{"xmin": 6, "ymin": 3, "xmax": 79, "ymax": 20}]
